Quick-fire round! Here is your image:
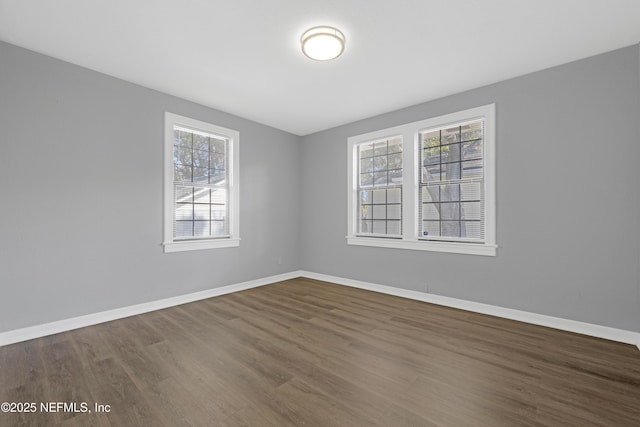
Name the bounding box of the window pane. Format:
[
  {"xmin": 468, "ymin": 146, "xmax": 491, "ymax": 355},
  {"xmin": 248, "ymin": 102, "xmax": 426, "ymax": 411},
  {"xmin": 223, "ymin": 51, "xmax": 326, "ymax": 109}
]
[
  {"xmin": 193, "ymin": 167, "xmax": 208, "ymax": 183},
  {"xmin": 193, "ymin": 221, "xmax": 210, "ymax": 237},
  {"xmin": 422, "ymin": 186, "xmax": 439, "ymax": 203},
  {"xmin": 194, "ymin": 204, "xmax": 210, "ymax": 220},
  {"xmin": 441, "ymin": 143, "xmax": 461, "ymax": 164},
  {"xmin": 356, "ymin": 137, "xmax": 403, "ymax": 238},
  {"xmin": 372, "ymin": 220, "xmax": 386, "ymax": 234},
  {"xmin": 211, "ymin": 205, "xmax": 226, "ymax": 220},
  {"xmin": 360, "ymin": 158, "xmax": 373, "ymax": 173},
  {"xmin": 389, "ymin": 169, "xmax": 402, "ymax": 185},
  {"xmin": 440, "ymin": 184, "xmax": 461, "ymax": 202},
  {"xmin": 360, "ymin": 173, "xmax": 373, "ymax": 187},
  {"xmin": 385, "ymin": 171, "xmax": 399, "ymax": 187},
  {"xmin": 462, "ymin": 221, "xmax": 482, "ymax": 239},
  {"xmin": 462, "ymin": 160, "xmax": 483, "ymax": 179},
  {"xmin": 441, "ymin": 126, "xmax": 460, "ymax": 145},
  {"xmin": 422, "ymin": 203, "xmax": 440, "ymax": 220},
  {"xmin": 372, "ymin": 205, "xmax": 386, "ymax": 220},
  {"xmin": 418, "ymin": 119, "xmax": 486, "ymax": 243},
  {"xmin": 174, "ymin": 165, "xmax": 192, "ymax": 182},
  {"xmin": 178, "ymin": 130, "xmax": 193, "ymax": 148},
  {"xmin": 168, "ymin": 116, "xmax": 236, "ymax": 247},
  {"xmin": 211, "ymin": 153, "xmax": 225, "ymax": 170},
  {"xmin": 209, "ymin": 169, "xmax": 226, "ymax": 184},
  {"xmin": 374, "ymin": 142, "xmax": 388, "ymax": 156},
  {"xmin": 461, "ymin": 202, "xmax": 481, "ymax": 220},
  {"xmin": 387, "ymin": 220, "xmax": 401, "ymax": 235},
  {"xmin": 423, "ymin": 221, "xmax": 440, "ymax": 237},
  {"xmin": 359, "ymin": 143, "xmax": 374, "ymax": 159},
  {"xmin": 176, "ymin": 186, "xmax": 193, "ymax": 202},
  {"xmin": 359, "ymin": 194, "xmax": 371, "ymax": 224},
  {"xmin": 373, "ymin": 171, "xmax": 388, "ymax": 186},
  {"xmin": 373, "ymin": 156, "xmax": 387, "ymax": 171},
  {"xmin": 211, "ymin": 138, "xmax": 226, "ymax": 153},
  {"xmin": 462, "ymin": 140, "xmax": 482, "ymax": 161},
  {"xmin": 441, "ymin": 221, "xmax": 460, "ymax": 237},
  {"xmin": 441, "ymin": 202, "xmax": 460, "ymax": 221},
  {"xmin": 175, "ymin": 203, "xmax": 193, "ymax": 220},
  {"xmin": 360, "ymin": 190, "xmax": 372, "ymax": 205},
  {"xmin": 211, "ymin": 221, "xmax": 227, "ymax": 237},
  {"xmin": 359, "ymin": 206, "xmax": 370, "ymax": 224},
  {"xmin": 460, "ymin": 182, "xmax": 482, "ymax": 201},
  {"xmin": 193, "ymin": 188, "xmax": 210, "ymax": 204},
  {"xmin": 387, "ymin": 188, "xmax": 401, "ymax": 204},
  {"xmin": 193, "ymin": 134, "xmax": 209, "ymax": 151},
  {"xmin": 360, "ymin": 220, "xmax": 372, "ymax": 233},
  {"xmin": 387, "ymin": 204, "xmax": 401, "ymax": 220},
  {"xmin": 372, "ymin": 189, "xmax": 386, "ymax": 204},
  {"xmin": 441, "ymin": 161, "xmax": 461, "ymax": 181},
  {"xmin": 422, "ymin": 130, "xmax": 440, "ymax": 148},
  {"xmin": 387, "ymin": 153, "xmax": 402, "ymax": 170},
  {"xmin": 175, "ymin": 221, "xmax": 193, "ymax": 238},
  {"xmin": 388, "ymin": 138, "xmax": 402, "ymax": 153},
  {"xmin": 423, "ymin": 164, "xmax": 441, "ymax": 182},
  {"xmin": 423, "ymin": 146, "xmax": 440, "ymax": 165},
  {"xmin": 174, "ymin": 145, "xmax": 193, "ymax": 165},
  {"xmin": 461, "ymin": 120, "xmax": 482, "ymax": 141},
  {"xmin": 211, "ymin": 189, "xmax": 226, "ymax": 204},
  {"xmin": 193, "ymin": 150, "xmax": 209, "ymax": 168}
]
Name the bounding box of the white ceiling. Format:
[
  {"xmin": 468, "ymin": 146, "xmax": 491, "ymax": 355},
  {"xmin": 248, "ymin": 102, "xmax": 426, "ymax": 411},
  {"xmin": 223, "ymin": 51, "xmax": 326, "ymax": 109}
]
[{"xmin": 1, "ymin": 1, "xmax": 639, "ymax": 136}]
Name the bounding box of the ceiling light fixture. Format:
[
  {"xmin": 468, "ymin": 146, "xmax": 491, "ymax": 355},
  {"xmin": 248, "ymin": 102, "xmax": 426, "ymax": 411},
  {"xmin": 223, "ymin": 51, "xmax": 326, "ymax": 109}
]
[{"xmin": 300, "ymin": 26, "xmax": 345, "ymax": 61}]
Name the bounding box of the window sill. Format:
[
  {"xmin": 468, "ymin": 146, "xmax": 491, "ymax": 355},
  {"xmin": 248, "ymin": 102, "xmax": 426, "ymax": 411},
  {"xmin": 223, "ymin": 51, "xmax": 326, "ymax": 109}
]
[
  {"xmin": 163, "ymin": 238, "xmax": 240, "ymax": 253},
  {"xmin": 346, "ymin": 236, "xmax": 497, "ymax": 256}
]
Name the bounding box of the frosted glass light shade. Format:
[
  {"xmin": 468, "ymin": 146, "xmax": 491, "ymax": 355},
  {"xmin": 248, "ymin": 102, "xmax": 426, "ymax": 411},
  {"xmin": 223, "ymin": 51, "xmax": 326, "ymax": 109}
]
[{"xmin": 301, "ymin": 26, "xmax": 345, "ymax": 61}]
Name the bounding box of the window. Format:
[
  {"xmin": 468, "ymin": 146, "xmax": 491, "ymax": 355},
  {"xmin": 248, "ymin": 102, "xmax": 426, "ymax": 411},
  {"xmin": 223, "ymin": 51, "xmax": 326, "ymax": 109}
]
[
  {"xmin": 347, "ymin": 104, "xmax": 496, "ymax": 256},
  {"xmin": 419, "ymin": 119, "xmax": 484, "ymax": 242},
  {"xmin": 357, "ymin": 137, "xmax": 403, "ymax": 237},
  {"xmin": 163, "ymin": 113, "xmax": 239, "ymax": 252}
]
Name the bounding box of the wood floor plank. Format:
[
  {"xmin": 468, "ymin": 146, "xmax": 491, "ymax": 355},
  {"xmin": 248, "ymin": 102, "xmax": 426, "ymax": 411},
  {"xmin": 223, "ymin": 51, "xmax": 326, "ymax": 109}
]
[
  {"xmin": 69, "ymin": 325, "xmax": 115, "ymax": 367},
  {"xmin": 1, "ymin": 278, "xmax": 639, "ymax": 426},
  {"xmin": 38, "ymin": 339, "xmax": 96, "ymax": 425},
  {"xmin": 275, "ymin": 376, "xmax": 380, "ymax": 427},
  {"xmin": 378, "ymin": 403, "xmax": 441, "ymax": 427},
  {"xmin": 87, "ymin": 357, "xmax": 167, "ymax": 427},
  {"xmin": 143, "ymin": 339, "xmax": 246, "ymax": 421}
]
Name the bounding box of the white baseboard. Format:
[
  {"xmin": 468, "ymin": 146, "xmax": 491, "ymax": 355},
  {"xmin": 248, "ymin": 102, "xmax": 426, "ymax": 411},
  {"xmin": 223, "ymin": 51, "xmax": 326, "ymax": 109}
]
[
  {"xmin": 2, "ymin": 269, "xmax": 639, "ymax": 351},
  {"xmin": 0, "ymin": 271, "xmax": 303, "ymax": 347},
  {"xmin": 299, "ymin": 271, "xmax": 640, "ymax": 350}
]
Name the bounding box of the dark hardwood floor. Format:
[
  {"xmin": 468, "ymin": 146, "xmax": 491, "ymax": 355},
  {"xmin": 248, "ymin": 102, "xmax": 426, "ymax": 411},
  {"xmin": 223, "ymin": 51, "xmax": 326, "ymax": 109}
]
[{"xmin": 1, "ymin": 277, "xmax": 639, "ymax": 426}]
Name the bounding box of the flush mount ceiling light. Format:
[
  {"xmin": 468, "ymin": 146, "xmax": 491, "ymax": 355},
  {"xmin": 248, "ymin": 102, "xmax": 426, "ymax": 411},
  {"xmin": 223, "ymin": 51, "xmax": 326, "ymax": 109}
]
[{"xmin": 300, "ymin": 26, "xmax": 345, "ymax": 61}]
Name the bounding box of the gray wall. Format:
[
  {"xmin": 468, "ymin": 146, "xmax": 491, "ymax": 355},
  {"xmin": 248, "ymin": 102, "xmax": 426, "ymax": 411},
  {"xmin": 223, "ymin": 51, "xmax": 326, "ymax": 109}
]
[
  {"xmin": 300, "ymin": 45, "xmax": 640, "ymax": 332},
  {"xmin": 0, "ymin": 41, "xmax": 301, "ymax": 332},
  {"xmin": 2, "ymin": 40, "xmax": 639, "ymax": 335}
]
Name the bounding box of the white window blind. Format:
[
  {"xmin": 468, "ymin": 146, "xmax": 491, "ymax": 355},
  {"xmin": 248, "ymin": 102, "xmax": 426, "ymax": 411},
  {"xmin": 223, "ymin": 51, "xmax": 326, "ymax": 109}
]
[
  {"xmin": 173, "ymin": 126, "xmax": 230, "ymax": 240},
  {"xmin": 357, "ymin": 137, "xmax": 403, "ymax": 237},
  {"xmin": 163, "ymin": 113, "xmax": 239, "ymax": 253},
  {"xmin": 419, "ymin": 119, "xmax": 485, "ymax": 242},
  {"xmin": 347, "ymin": 104, "xmax": 496, "ymax": 256}
]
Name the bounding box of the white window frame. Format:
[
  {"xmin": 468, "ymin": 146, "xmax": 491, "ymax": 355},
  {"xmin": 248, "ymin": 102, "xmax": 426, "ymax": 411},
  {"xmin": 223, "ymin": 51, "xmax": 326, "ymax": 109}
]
[
  {"xmin": 354, "ymin": 135, "xmax": 404, "ymax": 238},
  {"xmin": 347, "ymin": 104, "xmax": 496, "ymax": 256},
  {"xmin": 163, "ymin": 112, "xmax": 240, "ymax": 253}
]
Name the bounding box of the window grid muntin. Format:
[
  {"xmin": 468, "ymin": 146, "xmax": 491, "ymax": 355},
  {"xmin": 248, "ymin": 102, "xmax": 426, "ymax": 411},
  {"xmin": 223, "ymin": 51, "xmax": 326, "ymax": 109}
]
[
  {"xmin": 357, "ymin": 137, "xmax": 403, "ymax": 237},
  {"xmin": 173, "ymin": 127, "xmax": 230, "ymax": 240},
  {"xmin": 419, "ymin": 119, "xmax": 485, "ymax": 242},
  {"xmin": 358, "ymin": 187, "xmax": 403, "ymax": 236}
]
